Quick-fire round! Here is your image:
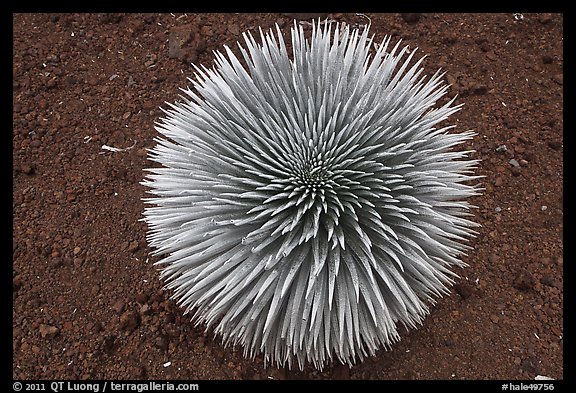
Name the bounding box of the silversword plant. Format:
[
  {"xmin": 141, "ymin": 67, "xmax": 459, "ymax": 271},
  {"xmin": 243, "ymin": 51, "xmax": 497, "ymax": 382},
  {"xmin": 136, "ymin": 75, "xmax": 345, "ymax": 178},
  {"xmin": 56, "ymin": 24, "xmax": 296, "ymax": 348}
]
[{"xmin": 142, "ymin": 21, "xmax": 481, "ymax": 370}]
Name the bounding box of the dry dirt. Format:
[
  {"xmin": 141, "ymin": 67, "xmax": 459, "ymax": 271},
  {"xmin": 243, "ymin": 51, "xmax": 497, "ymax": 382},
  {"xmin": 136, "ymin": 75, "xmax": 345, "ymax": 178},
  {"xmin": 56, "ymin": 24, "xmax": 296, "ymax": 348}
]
[{"xmin": 13, "ymin": 13, "xmax": 563, "ymax": 380}]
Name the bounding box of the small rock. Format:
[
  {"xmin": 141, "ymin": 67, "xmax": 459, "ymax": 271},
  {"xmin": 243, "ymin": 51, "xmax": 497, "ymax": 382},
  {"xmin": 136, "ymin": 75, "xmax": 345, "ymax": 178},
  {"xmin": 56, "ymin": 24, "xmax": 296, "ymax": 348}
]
[
  {"xmin": 135, "ymin": 292, "xmax": 148, "ymax": 304},
  {"xmin": 401, "ymin": 13, "xmax": 421, "ymax": 24},
  {"xmin": 101, "ymin": 13, "xmax": 122, "ymax": 24},
  {"xmin": 509, "ymin": 159, "xmax": 520, "ymax": 167},
  {"xmin": 489, "ymin": 315, "xmax": 499, "ymax": 324},
  {"xmin": 442, "ymin": 32, "xmax": 458, "ymax": 45},
  {"xmin": 128, "ymin": 240, "xmax": 140, "ymax": 253},
  {"xmin": 494, "ymin": 177, "xmax": 503, "ymax": 187},
  {"xmin": 479, "ymin": 41, "xmax": 490, "ymax": 52},
  {"xmin": 127, "ymin": 76, "xmax": 136, "ymax": 87},
  {"xmin": 539, "ymin": 14, "xmax": 553, "ymax": 24},
  {"xmin": 13, "ymin": 276, "xmax": 23, "ymax": 292},
  {"xmin": 73, "ymin": 246, "xmax": 81, "ymax": 255},
  {"xmin": 140, "ymin": 304, "xmax": 151, "ymax": 315},
  {"xmin": 39, "ymin": 324, "xmax": 59, "ymax": 339},
  {"xmin": 164, "ymin": 323, "xmax": 180, "ymax": 338},
  {"xmin": 46, "ymin": 77, "xmax": 58, "ymax": 89},
  {"xmin": 552, "ymin": 73, "xmax": 563, "ymax": 85},
  {"xmin": 122, "ymin": 111, "xmax": 132, "ymax": 120},
  {"xmin": 521, "ymin": 356, "xmax": 540, "ymax": 374},
  {"xmin": 541, "ymin": 205, "xmax": 548, "ymax": 211},
  {"xmin": 228, "ymin": 24, "xmax": 240, "ymax": 36},
  {"xmin": 547, "ymin": 140, "xmax": 562, "ymax": 151},
  {"xmin": 513, "ymin": 269, "xmax": 536, "ymax": 291},
  {"xmin": 496, "ymin": 144, "xmax": 508, "ymax": 152},
  {"xmin": 514, "ymin": 146, "xmax": 525, "ymax": 154},
  {"xmin": 20, "ymin": 163, "xmax": 35, "ymax": 175},
  {"xmin": 472, "ymin": 84, "xmax": 488, "ymax": 95},
  {"xmin": 542, "ymin": 55, "xmax": 553, "ymax": 64},
  {"xmin": 541, "ymin": 274, "xmax": 560, "ymax": 288},
  {"xmin": 495, "ymin": 207, "xmax": 502, "ymax": 213},
  {"xmin": 510, "ymin": 167, "xmax": 521, "ymax": 177},
  {"xmin": 453, "ymin": 282, "xmax": 474, "ymax": 300},
  {"xmin": 154, "ymin": 336, "xmax": 169, "ymax": 351},
  {"xmin": 112, "ymin": 300, "xmax": 125, "ymax": 314},
  {"xmin": 119, "ymin": 310, "xmax": 140, "ymax": 332},
  {"xmin": 50, "ymin": 257, "xmax": 63, "ymax": 268},
  {"xmin": 168, "ymin": 24, "xmax": 203, "ymax": 63},
  {"xmin": 486, "ymin": 51, "xmax": 497, "ymax": 61},
  {"xmin": 102, "ymin": 334, "xmax": 117, "ymax": 354}
]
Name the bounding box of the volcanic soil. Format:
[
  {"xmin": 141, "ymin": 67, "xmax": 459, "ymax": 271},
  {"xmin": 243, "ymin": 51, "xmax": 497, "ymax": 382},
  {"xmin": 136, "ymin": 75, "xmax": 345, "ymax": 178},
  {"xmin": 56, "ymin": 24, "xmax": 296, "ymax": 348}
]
[{"xmin": 13, "ymin": 13, "xmax": 563, "ymax": 380}]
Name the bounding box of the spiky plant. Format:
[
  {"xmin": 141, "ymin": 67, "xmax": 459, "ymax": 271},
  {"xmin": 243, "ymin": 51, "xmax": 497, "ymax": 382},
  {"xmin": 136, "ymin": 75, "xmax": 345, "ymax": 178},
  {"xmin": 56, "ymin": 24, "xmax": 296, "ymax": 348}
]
[{"xmin": 142, "ymin": 21, "xmax": 481, "ymax": 370}]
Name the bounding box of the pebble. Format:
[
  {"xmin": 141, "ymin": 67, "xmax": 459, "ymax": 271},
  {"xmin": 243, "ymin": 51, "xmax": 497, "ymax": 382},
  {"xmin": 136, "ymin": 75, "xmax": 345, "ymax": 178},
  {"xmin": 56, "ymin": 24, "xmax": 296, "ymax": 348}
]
[
  {"xmin": 164, "ymin": 323, "xmax": 180, "ymax": 338},
  {"xmin": 489, "ymin": 315, "xmax": 499, "ymax": 324},
  {"xmin": 552, "ymin": 73, "xmax": 563, "ymax": 85},
  {"xmin": 140, "ymin": 304, "xmax": 151, "ymax": 315},
  {"xmin": 496, "ymin": 144, "xmax": 508, "ymax": 152},
  {"xmin": 539, "ymin": 14, "xmax": 553, "ymax": 24},
  {"xmin": 453, "ymin": 282, "xmax": 474, "ymax": 300},
  {"xmin": 50, "ymin": 257, "xmax": 63, "ymax": 268},
  {"xmin": 547, "ymin": 140, "xmax": 562, "ymax": 151},
  {"xmin": 542, "ymin": 55, "xmax": 554, "ymax": 64},
  {"xmin": 472, "ymin": 84, "xmax": 488, "ymax": 95},
  {"xmin": 513, "ymin": 269, "xmax": 536, "ymax": 291},
  {"xmin": 509, "ymin": 159, "xmax": 520, "ymax": 167},
  {"xmin": 135, "ymin": 292, "xmax": 148, "ymax": 304},
  {"xmin": 227, "ymin": 24, "xmax": 240, "ymax": 36},
  {"xmin": 495, "ymin": 207, "xmax": 502, "ymax": 213},
  {"xmin": 494, "ymin": 177, "xmax": 503, "ymax": 187},
  {"xmin": 486, "ymin": 51, "xmax": 497, "ymax": 61},
  {"xmin": 119, "ymin": 310, "xmax": 141, "ymax": 332},
  {"xmin": 20, "ymin": 163, "xmax": 35, "ymax": 175},
  {"xmin": 112, "ymin": 300, "xmax": 125, "ymax": 314},
  {"xmin": 540, "ymin": 274, "xmax": 559, "ymax": 288},
  {"xmin": 39, "ymin": 324, "xmax": 60, "ymax": 339},
  {"xmin": 521, "ymin": 356, "xmax": 540, "ymax": 374},
  {"xmin": 541, "ymin": 205, "xmax": 548, "ymax": 211},
  {"xmin": 128, "ymin": 240, "xmax": 140, "ymax": 253},
  {"xmin": 401, "ymin": 13, "xmax": 421, "ymax": 24},
  {"xmin": 127, "ymin": 76, "xmax": 136, "ymax": 87},
  {"xmin": 155, "ymin": 336, "xmax": 169, "ymax": 351},
  {"xmin": 73, "ymin": 246, "xmax": 81, "ymax": 255},
  {"xmin": 46, "ymin": 77, "xmax": 58, "ymax": 89},
  {"xmin": 514, "ymin": 146, "xmax": 525, "ymax": 154}
]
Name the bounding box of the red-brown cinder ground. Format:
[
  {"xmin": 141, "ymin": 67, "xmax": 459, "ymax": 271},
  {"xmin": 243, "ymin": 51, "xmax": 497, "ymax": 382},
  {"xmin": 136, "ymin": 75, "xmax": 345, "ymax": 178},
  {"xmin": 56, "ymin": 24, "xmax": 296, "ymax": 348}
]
[{"xmin": 13, "ymin": 13, "xmax": 562, "ymax": 380}]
